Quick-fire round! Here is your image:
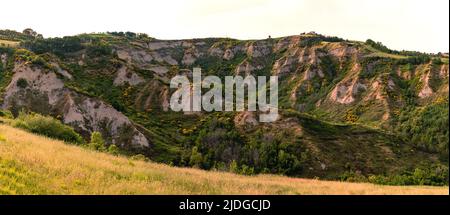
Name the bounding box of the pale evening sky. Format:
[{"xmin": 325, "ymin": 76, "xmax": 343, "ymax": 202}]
[{"xmin": 0, "ymin": 0, "xmax": 448, "ymax": 53}]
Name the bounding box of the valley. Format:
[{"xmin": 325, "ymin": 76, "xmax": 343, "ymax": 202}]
[{"xmin": 0, "ymin": 29, "xmax": 448, "ymax": 186}]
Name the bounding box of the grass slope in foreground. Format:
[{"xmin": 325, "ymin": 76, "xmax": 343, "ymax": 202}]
[{"xmin": 0, "ymin": 124, "xmax": 447, "ymax": 195}]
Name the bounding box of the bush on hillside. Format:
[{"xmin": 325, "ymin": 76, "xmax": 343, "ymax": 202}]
[
  {"xmin": 0, "ymin": 109, "xmax": 14, "ymax": 119},
  {"xmin": 341, "ymin": 164, "xmax": 449, "ymax": 186},
  {"xmin": 16, "ymin": 78, "xmax": 28, "ymax": 88},
  {"xmin": 22, "ymin": 36, "xmax": 84, "ymax": 58},
  {"xmin": 107, "ymin": 144, "xmax": 120, "ymax": 156},
  {"xmin": 89, "ymin": 131, "xmax": 106, "ymax": 152},
  {"xmin": 12, "ymin": 112, "xmax": 84, "ymax": 144}
]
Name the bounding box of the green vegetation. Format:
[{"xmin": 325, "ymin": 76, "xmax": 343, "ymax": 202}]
[
  {"xmin": 22, "ymin": 36, "xmax": 84, "ymax": 58},
  {"xmin": 341, "ymin": 164, "xmax": 448, "ymax": 186},
  {"xmin": 0, "ymin": 30, "xmax": 35, "ymax": 42},
  {"xmin": 0, "ymin": 123, "xmax": 447, "ymax": 194},
  {"xmin": 88, "ymin": 131, "xmax": 107, "ymax": 151},
  {"xmin": 299, "ymin": 34, "xmax": 344, "ymax": 47},
  {"xmin": 0, "ymin": 29, "xmax": 448, "ymax": 189},
  {"xmin": 365, "ymin": 39, "xmax": 398, "ymax": 55},
  {"xmin": 397, "ymin": 100, "xmax": 449, "ymax": 161},
  {"xmin": 365, "ymin": 39, "xmax": 435, "ymax": 63},
  {"xmin": 16, "ymin": 78, "xmax": 28, "ymax": 88},
  {"xmin": 11, "ymin": 112, "xmax": 84, "ymax": 144}
]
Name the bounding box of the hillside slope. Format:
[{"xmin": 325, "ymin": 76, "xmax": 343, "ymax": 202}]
[
  {"xmin": 0, "ymin": 29, "xmax": 448, "ymax": 181},
  {"xmin": 0, "ymin": 124, "xmax": 447, "ymax": 194}
]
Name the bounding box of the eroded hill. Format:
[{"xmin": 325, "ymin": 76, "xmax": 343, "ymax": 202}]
[{"xmin": 0, "ymin": 30, "xmax": 448, "ymax": 182}]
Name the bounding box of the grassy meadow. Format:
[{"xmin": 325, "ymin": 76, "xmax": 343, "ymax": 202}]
[{"xmin": 0, "ymin": 123, "xmax": 448, "ymax": 195}]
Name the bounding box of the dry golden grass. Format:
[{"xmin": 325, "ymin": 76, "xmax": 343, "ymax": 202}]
[
  {"xmin": 0, "ymin": 39, "xmax": 19, "ymax": 48},
  {"xmin": 0, "ymin": 124, "xmax": 448, "ymax": 195}
]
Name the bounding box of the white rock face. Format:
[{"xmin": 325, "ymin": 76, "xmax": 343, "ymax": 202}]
[
  {"xmin": 151, "ymin": 52, "xmax": 178, "ymax": 65},
  {"xmin": 117, "ymin": 48, "xmax": 154, "ymax": 66},
  {"xmin": 148, "ymin": 66, "xmax": 169, "ymax": 75},
  {"xmin": 272, "ymin": 56, "xmax": 295, "ymax": 75},
  {"xmin": 113, "ymin": 66, "xmax": 144, "ymax": 86},
  {"xmin": 234, "ymin": 111, "xmax": 258, "ymax": 126},
  {"xmin": 364, "ymin": 80, "xmax": 386, "ymax": 101},
  {"xmin": 418, "ymin": 71, "xmax": 434, "ymax": 98},
  {"xmin": 329, "ymin": 79, "xmax": 366, "ymax": 104},
  {"xmin": 182, "ymin": 51, "xmax": 197, "ymax": 66},
  {"xmin": 147, "ymin": 41, "xmax": 182, "ymax": 51},
  {"xmin": 246, "ymin": 41, "xmax": 271, "ymax": 58},
  {"xmin": 2, "ymin": 62, "xmax": 150, "ymax": 148},
  {"xmin": 4, "ymin": 63, "xmax": 65, "ymax": 105},
  {"xmin": 387, "ymin": 79, "xmax": 396, "ymax": 90},
  {"xmin": 223, "ymin": 49, "xmax": 235, "ymax": 60},
  {"xmin": 328, "ymin": 43, "xmax": 358, "ymax": 59},
  {"xmin": 117, "ymin": 50, "xmax": 132, "ymax": 62},
  {"xmin": 234, "ymin": 60, "xmax": 263, "ymax": 76},
  {"xmin": 297, "ymin": 48, "xmax": 324, "ymax": 65},
  {"xmin": 51, "ymin": 63, "xmax": 73, "ymax": 80},
  {"xmin": 208, "ymin": 47, "xmax": 224, "ymax": 57},
  {"xmin": 439, "ymin": 64, "xmax": 449, "ymax": 78},
  {"xmin": 69, "ymin": 98, "xmax": 149, "ymax": 147},
  {"xmin": 303, "ymin": 67, "xmax": 324, "ymax": 81},
  {"xmin": 1, "ymin": 53, "xmax": 7, "ymax": 67},
  {"xmin": 183, "ymin": 44, "xmax": 204, "ymax": 66},
  {"xmin": 161, "ymin": 88, "xmax": 170, "ymax": 111}
]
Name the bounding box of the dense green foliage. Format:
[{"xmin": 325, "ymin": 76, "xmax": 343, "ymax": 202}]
[
  {"xmin": 179, "ymin": 114, "xmax": 307, "ymax": 176},
  {"xmin": 16, "ymin": 78, "xmax": 28, "ymax": 88},
  {"xmin": 22, "ymin": 36, "xmax": 84, "ymax": 58},
  {"xmin": 366, "ymin": 39, "xmax": 433, "ymax": 64},
  {"xmin": 299, "ymin": 34, "xmax": 344, "ymax": 47},
  {"xmin": 12, "ymin": 112, "xmax": 84, "ymax": 144},
  {"xmin": 341, "ymin": 164, "xmax": 449, "ymax": 186},
  {"xmin": 0, "ymin": 30, "xmax": 35, "ymax": 41},
  {"xmin": 89, "ymin": 131, "xmax": 107, "ymax": 151},
  {"xmin": 397, "ymin": 100, "xmax": 449, "ymax": 161}
]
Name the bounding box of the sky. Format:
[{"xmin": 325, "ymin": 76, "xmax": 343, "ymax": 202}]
[{"xmin": 1, "ymin": 0, "xmax": 448, "ymax": 53}]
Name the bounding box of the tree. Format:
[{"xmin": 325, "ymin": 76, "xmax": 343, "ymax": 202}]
[
  {"xmin": 125, "ymin": 31, "xmax": 137, "ymax": 38},
  {"xmin": 22, "ymin": 28, "xmax": 38, "ymax": 37},
  {"xmin": 16, "ymin": 78, "xmax": 28, "ymax": 88},
  {"xmin": 189, "ymin": 146, "xmax": 203, "ymax": 167},
  {"xmin": 89, "ymin": 131, "xmax": 106, "ymax": 151},
  {"xmin": 229, "ymin": 160, "xmax": 239, "ymax": 173},
  {"xmin": 108, "ymin": 144, "xmax": 120, "ymax": 156}
]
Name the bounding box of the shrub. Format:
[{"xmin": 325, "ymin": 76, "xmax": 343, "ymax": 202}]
[
  {"xmin": 86, "ymin": 42, "xmax": 112, "ymax": 57},
  {"xmin": 432, "ymin": 58, "xmax": 443, "ymax": 65},
  {"xmin": 22, "ymin": 36, "xmax": 84, "ymax": 58},
  {"xmin": 107, "ymin": 144, "xmax": 120, "ymax": 156},
  {"xmin": 0, "ymin": 109, "xmax": 14, "ymax": 119},
  {"xmin": 342, "ymin": 164, "xmax": 449, "ymax": 186},
  {"xmin": 16, "ymin": 78, "xmax": 28, "ymax": 88},
  {"xmin": 240, "ymin": 165, "xmax": 255, "ymax": 175},
  {"xmin": 89, "ymin": 131, "xmax": 106, "ymax": 151},
  {"xmin": 369, "ymin": 167, "xmax": 448, "ymax": 186},
  {"xmin": 130, "ymin": 154, "xmax": 149, "ymax": 162},
  {"xmin": 31, "ymin": 56, "xmax": 47, "ymax": 67},
  {"xmin": 13, "ymin": 112, "xmax": 84, "ymax": 144},
  {"xmin": 229, "ymin": 160, "xmax": 239, "ymax": 173},
  {"xmin": 366, "ymin": 39, "xmax": 393, "ymax": 53},
  {"xmin": 189, "ymin": 146, "xmax": 203, "ymax": 167}
]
